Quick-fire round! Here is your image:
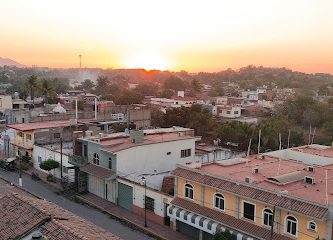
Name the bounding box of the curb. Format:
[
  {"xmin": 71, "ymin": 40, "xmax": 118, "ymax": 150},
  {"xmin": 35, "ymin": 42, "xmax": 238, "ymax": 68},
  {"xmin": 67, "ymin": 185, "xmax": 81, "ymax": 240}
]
[{"xmin": 75, "ymin": 195, "xmax": 168, "ymax": 240}]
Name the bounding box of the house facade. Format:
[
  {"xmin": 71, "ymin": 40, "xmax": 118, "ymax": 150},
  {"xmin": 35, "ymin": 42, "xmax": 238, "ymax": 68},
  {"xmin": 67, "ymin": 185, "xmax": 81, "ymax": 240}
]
[
  {"xmin": 167, "ymin": 145, "xmax": 333, "ymax": 240},
  {"xmin": 70, "ymin": 127, "xmax": 199, "ymax": 225}
]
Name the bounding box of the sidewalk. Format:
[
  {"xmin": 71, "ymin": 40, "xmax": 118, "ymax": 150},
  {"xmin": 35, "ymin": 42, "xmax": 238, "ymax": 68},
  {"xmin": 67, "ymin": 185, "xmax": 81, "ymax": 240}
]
[
  {"xmin": 77, "ymin": 193, "xmax": 191, "ymax": 240},
  {"xmin": 25, "ymin": 166, "xmax": 64, "ymax": 191}
]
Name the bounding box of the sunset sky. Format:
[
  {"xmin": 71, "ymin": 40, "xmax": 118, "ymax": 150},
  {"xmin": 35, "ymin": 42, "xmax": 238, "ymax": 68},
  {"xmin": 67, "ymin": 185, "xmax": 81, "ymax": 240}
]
[{"xmin": 1, "ymin": 0, "xmax": 333, "ymax": 73}]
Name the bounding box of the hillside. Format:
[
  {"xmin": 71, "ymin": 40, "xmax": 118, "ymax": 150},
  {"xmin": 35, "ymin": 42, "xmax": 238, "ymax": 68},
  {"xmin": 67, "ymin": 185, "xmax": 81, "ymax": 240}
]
[{"xmin": 0, "ymin": 57, "xmax": 26, "ymax": 67}]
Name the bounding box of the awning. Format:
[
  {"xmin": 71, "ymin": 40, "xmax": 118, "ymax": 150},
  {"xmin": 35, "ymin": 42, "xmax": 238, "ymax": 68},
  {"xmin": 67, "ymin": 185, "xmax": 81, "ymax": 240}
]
[
  {"xmin": 80, "ymin": 163, "xmax": 116, "ymax": 180},
  {"xmin": 167, "ymin": 205, "xmax": 249, "ymax": 240}
]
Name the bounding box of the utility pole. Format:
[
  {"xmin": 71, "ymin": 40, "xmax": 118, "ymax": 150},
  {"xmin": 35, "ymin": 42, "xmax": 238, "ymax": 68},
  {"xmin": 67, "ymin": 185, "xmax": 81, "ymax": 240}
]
[
  {"xmin": 19, "ymin": 153, "xmax": 22, "ymax": 187},
  {"xmin": 60, "ymin": 137, "xmax": 63, "ymax": 179},
  {"xmin": 141, "ymin": 176, "xmax": 147, "ymax": 227},
  {"xmin": 270, "ymin": 206, "xmax": 276, "ymax": 240}
]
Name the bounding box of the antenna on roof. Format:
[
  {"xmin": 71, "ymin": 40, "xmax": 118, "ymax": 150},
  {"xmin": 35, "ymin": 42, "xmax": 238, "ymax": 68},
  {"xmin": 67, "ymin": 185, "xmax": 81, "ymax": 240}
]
[
  {"xmin": 287, "ymin": 128, "xmax": 290, "ymax": 148},
  {"xmin": 246, "ymin": 138, "xmax": 252, "ymax": 165},
  {"xmin": 311, "ymin": 127, "xmax": 316, "ymax": 144},
  {"xmin": 257, "ymin": 129, "xmax": 261, "ymax": 154}
]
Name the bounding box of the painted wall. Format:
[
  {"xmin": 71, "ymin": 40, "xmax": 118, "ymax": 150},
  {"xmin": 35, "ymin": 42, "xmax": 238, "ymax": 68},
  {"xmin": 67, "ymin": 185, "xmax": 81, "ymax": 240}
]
[
  {"xmin": 85, "ymin": 141, "xmax": 116, "ymax": 170},
  {"xmin": 176, "ymin": 176, "xmax": 328, "ymax": 239},
  {"xmin": 118, "ymin": 178, "xmax": 173, "ymax": 222},
  {"xmin": 32, "ymin": 145, "xmax": 75, "ymax": 182},
  {"xmin": 116, "ymin": 138, "xmax": 196, "ymax": 175}
]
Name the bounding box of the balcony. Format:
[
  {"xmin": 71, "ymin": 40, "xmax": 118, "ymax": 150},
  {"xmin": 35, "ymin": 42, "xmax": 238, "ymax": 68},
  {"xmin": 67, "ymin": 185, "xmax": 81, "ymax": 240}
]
[
  {"xmin": 10, "ymin": 140, "xmax": 33, "ymax": 150},
  {"xmin": 68, "ymin": 155, "xmax": 88, "ymax": 167}
]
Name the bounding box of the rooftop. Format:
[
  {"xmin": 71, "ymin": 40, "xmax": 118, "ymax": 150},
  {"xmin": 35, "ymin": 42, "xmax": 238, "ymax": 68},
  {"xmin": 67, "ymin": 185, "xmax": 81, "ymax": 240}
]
[
  {"xmin": 101, "ymin": 133, "xmax": 195, "ymax": 153},
  {"xmin": 7, "ymin": 120, "xmax": 79, "ymax": 131},
  {"xmin": 196, "ymin": 151, "xmax": 333, "ymax": 205},
  {"xmin": 0, "ymin": 191, "xmax": 120, "ymax": 240}
]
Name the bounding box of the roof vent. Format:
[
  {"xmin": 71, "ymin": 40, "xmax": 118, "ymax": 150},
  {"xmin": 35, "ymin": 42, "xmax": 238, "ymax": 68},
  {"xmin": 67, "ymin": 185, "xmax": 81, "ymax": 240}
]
[
  {"xmin": 31, "ymin": 231, "xmax": 46, "ymax": 240},
  {"xmin": 252, "ymin": 168, "xmax": 259, "ymax": 174},
  {"xmin": 245, "ymin": 177, "xmax": 253, "ymax": 184},
  {"xmin": 304, "ymin": 176, "xmax": 315, "ymax": 185},
  {"xmin": 307, "ymin": 166, "xmax": 315, "ymax": 172}
]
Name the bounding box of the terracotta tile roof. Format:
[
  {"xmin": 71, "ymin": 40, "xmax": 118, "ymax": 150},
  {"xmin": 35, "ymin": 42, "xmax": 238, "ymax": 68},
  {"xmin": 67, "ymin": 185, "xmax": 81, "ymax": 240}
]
[
  {"xmin": 41, "ymin": 221, "xmax": 83, "ymax": 240},
  {"xmin": 80, "ymin": 163, "xmax": 115, "ymax": 179},
  {"xmin": 171, "ymin": 197, "xmax": 293, "ymax": 240},
  {"xmin": 0, "ymin": 194, "xmax": 50, "ymax": 240},
  {"xmin": 172, "ymin": 167, "xmax": 328, "ymax": 219},
  {"xmin": 15, "ymin": 194, "xmax": 121, "ymax": 240},
  {"xmin": 6, "ymin": 120, "xmax": 81, "ymax": 131}
]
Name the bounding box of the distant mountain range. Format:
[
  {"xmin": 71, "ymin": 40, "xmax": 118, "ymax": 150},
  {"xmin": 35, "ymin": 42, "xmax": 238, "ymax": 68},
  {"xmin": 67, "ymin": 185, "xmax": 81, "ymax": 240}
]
[{"xmin": 0, "ymin": 57, "xmax": 26, "ymax": 67}]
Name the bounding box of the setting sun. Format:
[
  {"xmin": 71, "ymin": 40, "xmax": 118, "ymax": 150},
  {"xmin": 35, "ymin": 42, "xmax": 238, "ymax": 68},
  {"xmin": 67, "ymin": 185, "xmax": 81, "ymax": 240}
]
[{"xmin": 124, "ymin": 53, "xmax": 171, "ymax": 71}]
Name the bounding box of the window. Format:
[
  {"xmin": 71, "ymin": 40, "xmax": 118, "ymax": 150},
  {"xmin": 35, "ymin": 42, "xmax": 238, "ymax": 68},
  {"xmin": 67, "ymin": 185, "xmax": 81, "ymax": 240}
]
[
  {"xmin": 286, "ymin": 216, "xmax": 297, "ymax": 236},
  {"xmin": 93, "ymin": 153, "xmax": 100, "ymax": 165},
  {"xmin": 38, "ymin": 156, "xmax": 42, "ymax": 164},
  {"xmin": 83, "ymin": 145, "xmax": 88, "ymax": 157},
  {"xmin": 304, "ymin": 176, "xmax": 315, "ymax": 184},
  {"xmin": 18, "ymin": 132, "xmax": 24, "ymax": 138},
  {"xmin": 185, "ymin": 183, "xmax": 194, "ymax": 199},
  {"xmin": 308, "ymin": 221, "xmax": 317, "ymax": 232},
  {"xmin": 226, "ymin": 110, "xmax": 231, "ymax": 114},
  {"xmin": 108, "ymin": 157, "xmax": 112, "ymax": 169},
  {"xmin": 54, "ymin": 133, "xmax": 61, "ymax": 139},
  {"xmin": 145, "ymin": 196, "xmax": 154, "ymax": 212},
  {"xmin": 243, "ymin": 202, "xmax": 255, "ymax": 221},
  {"xmin": 214, "ymin": 193, "xmax": 225, "ymax": 211},
  {"xmin": 263, "ymin": 209, "xmax": 273, "ymax": 227},
  {"xmin": 181, "ymin": 149, "xmax": 191, "ymax": 158},
  {"xmin": 26, "ymin": 134, "xmax": 32, "ymax": 141},
  {"xmin": 234, "ymin": 111, "xmax": 239, "ymax": 114},
  {"xmin": 167, "ymin": 152, "xmax": 171, "ymax": 155}
]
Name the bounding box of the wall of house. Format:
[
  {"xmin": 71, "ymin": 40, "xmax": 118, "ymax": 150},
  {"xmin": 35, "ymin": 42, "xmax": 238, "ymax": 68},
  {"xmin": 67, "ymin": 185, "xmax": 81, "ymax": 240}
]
[
  {"xmin": 117, "ymin": 178, "xmax": 173, "ymax": 225},
  {"xmin": 32, "ymin": 145, "xmax": 75, "ymax": 182},
  {"xmin": 176, "ymin": 177, "xmax": 328, "ymax": 240},
  {"xmin": 0, "ymin": 95, "xmax": 12, "ymax": 113},
  {"xmin": 116, "ymin": 139, "xmax": 196, "ymax": 175},
  {"xmin": 85, "ymin": 141, "xmax": 117, "ymax": 170}
]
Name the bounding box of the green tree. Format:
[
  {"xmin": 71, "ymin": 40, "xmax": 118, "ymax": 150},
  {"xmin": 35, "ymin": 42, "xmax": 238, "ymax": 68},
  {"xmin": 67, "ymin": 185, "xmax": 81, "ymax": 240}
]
[
  {"xmin": 212, "ymin": 231, "xmax": 233, "ymax": 240},
  {"xmin": 27, "ymin": 75, "xmax": 37, "ymax": 106},
  {"xmin": 39, "ymin": 79, "xmax": 56, "ymax": 104},
  {"xmin": 190, "ymin": 79, "xmax": 201, "ymax": 93},
  {"xmin": 80, "ymin": 79, "xmax": 95, "ymax": 92},
  {"xmin": 151, "ymin": 108, "xmax": 165, "ymax": 127},
  {"xmin": 95, "ymin": 75, "xmax": 110, "ymax": 96},
  {"xmin": 114, "ymin": 90, "xmax": 144, "ymax": 105},
  {"xmin": 163, "ymin": 76, "xmax": 185, "ymax": 91},
  {"xmin": 39, "ymin": 159, "xmax": 59, "ymax": 175}
]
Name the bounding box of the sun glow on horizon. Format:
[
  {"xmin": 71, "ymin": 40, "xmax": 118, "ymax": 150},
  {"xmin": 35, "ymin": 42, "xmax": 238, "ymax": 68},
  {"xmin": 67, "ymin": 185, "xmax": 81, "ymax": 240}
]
[{"xmin": 123, "ymin": 53, "xmax": 172, "ymax": 71}]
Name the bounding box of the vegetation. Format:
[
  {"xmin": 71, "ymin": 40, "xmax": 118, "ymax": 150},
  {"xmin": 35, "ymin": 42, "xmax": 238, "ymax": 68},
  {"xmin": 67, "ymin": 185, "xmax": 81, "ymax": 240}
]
[
  {"xmin": 39, "ymin": 159, "xmax": 59, "ymax": 175},
  {"xmin": 212, "ymin": 231, "xmax": 233, "ymax": 240}
]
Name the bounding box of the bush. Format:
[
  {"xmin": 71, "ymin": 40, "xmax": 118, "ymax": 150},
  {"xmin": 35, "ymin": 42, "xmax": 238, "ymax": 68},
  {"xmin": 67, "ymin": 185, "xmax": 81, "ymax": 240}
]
[
  {"xmin": 20, "ymin": 163, "xmax": 29, "ymax": 171},
  {"xmin": 46, "ymin": 174, "xmax": 57, "ymax": 183},
  {"xmin": 40, "ymin": 159, "xmax": 59, "ymax": 173},
  {"xmin": 212, "ymin": 231, "xmax": 233, "ymax": 240}
]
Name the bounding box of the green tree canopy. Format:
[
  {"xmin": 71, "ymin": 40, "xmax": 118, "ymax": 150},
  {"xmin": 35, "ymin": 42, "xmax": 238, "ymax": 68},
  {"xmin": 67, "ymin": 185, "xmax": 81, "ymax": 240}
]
[{"xmin": 39, "ymin": 159, "xmax": 59, "ymax": 173}]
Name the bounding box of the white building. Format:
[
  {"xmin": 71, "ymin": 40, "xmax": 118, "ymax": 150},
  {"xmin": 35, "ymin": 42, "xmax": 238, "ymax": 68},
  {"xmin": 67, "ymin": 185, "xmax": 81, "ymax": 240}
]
[
  {"xmin": 33, "ymin": 144, "xmax": 75, "ymax": 182},
  {"xmin": 0, "ymin": 95, "xmax": 12, "ymax": 113},
  {"xmin": 217, "ymin": 105, "xmax": 242, "ymax": 118}
]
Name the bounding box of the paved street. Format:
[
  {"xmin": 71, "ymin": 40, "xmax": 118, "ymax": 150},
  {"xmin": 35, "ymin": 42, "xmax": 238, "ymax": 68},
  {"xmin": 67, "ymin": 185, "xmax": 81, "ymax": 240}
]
[{"xmin": 0, "ymin": 169, "xmax": 154, "ymax": 240}]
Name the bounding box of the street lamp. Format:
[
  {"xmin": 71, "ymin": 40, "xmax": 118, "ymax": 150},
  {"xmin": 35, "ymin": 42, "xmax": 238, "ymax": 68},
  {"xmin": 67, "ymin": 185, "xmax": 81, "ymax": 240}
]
[{"xmin": 141, "ymin": 176, "xmax": 147, "ymax": 227}]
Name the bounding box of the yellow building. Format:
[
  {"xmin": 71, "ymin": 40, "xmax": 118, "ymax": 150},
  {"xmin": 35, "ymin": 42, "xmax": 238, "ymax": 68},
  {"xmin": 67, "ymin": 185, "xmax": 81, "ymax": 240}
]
[{"xmin": 168, "ymin": 145, "xmax": 333, "ymax": 240}]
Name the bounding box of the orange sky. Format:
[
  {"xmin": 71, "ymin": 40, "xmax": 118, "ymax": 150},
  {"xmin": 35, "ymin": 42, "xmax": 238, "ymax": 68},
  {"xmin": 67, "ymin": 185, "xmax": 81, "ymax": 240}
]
[{"xmin": 1, "ymin": 0, "xmax": 333, "ymax": 73}]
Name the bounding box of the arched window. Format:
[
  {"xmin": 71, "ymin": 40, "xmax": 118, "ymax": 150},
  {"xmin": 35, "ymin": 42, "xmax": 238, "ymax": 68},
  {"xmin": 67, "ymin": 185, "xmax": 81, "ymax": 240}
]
[
  {"xmin": 214, "ymin": 193, "xmax": 225, "ymax": 211},
  {"xmin": 185, "ymin": 183, "xmax": 193, "ymax": 199},
  {"xmin": 286, "ymin": 216, "xmax": 297, "ymax": 236},
  {"xmin": 263, "ymin": 208, "xmax": 273, "ymax": 227},
  {"xmin": 308, "ymin": 221, "xmax": 317, "ymax": 232},
  {"xmin": 93, "ymin": 153, "xmax": 100, "ymax": 165}
]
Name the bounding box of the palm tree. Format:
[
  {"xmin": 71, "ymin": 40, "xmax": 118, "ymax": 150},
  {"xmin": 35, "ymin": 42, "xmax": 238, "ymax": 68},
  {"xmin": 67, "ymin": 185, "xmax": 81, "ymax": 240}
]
[
  {"xmin": 27, "ymin": 75, "xmax": 37, "ymax": 107},
  {"xmin": 40, "ymin": 79, "xmax": 54, "ymax": 104}
]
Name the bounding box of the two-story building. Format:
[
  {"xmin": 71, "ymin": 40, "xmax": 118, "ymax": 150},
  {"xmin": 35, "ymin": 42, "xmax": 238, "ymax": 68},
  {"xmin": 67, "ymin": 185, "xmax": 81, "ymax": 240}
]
[
  {"xmin": 70, "ymin": 127, "xmax": 199, "ymax": 224},
  {"xmin": 6, "ymin": 120, "xmax": 84, "ymax": 159},
  {"xmin": 168, "ymin": 144, "xmax": 333, "ymax": 240}
]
